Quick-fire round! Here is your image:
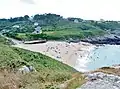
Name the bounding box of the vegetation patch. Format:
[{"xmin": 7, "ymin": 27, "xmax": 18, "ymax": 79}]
[{"xmin": 91, "ymin": 67, "xmax": 120, "ymax": 76}]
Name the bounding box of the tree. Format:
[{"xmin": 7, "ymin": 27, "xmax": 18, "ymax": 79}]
[
  {"xmin": 33, "ymin": 14, "xmax": 41, "ymax": 20},
  {"xmin": 24, "ymin": 15, "xmax": 29, "ymax": 21}
]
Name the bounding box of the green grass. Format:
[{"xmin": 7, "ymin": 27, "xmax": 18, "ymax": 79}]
[
  {"xmin": 44, "ymin": 29, "xmax": 104, "ymax": 36},
  {"xmin": 43, "ymin": 29, "xmax": 105, "ymax": 40},
  {"xmin": 0, "ymin": 36, "xmax": 85, "ymax": 89},
  {"xmin": 12, "ymin": 29, "xmax": 105, "ymax": 41},
  {"xmin": 16, "ymin": 33, "xmax": 27, "ymax": 40},
  {"xmin": 12, "ymin": 47, "xmax": 76, "ymax": 73}
]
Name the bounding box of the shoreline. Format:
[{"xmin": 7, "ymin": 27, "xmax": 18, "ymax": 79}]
[
  {"xmin": 74, "ymin": 45, "xmax": 96, "ymax": 72},
  {"xmin": 13, "ymin": 41, "xmax": 96, "ymax": 72}
]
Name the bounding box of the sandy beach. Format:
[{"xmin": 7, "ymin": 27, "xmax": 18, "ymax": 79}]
[{"xmin": 14, "ymin": 41, "xmax": 95, "ymax": 72}]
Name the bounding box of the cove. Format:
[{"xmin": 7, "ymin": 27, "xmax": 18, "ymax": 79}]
[{"xmin": 87, "ymin": 45, "xmax": 120, "ymax": 71}]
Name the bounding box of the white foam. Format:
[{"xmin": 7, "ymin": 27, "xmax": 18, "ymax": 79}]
[{"xmin": 74, "ymin": 46, "xmax": 95, "ymax": 72}]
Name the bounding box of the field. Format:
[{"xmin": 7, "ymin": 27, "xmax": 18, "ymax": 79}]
[
  {"xmin": 44, "ymin": 29, "xmax": 105, "ymax": 39},
  {"xmin": 0, "ymin": 36, "xmax": 85, "ymax": 89},
  {"xmin": 11, "ymin": 29, "xmax": 105, "ymax": 41}
]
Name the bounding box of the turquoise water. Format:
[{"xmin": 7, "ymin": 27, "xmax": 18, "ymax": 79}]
[{"xmin": 87, "ymin": 45, "xmax": 120, "ymax": 71}]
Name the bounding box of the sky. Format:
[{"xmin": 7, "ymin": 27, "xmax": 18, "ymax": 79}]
[{"xmin": 0, "ymin": 0, "xmax": 120, "ymax": 20}]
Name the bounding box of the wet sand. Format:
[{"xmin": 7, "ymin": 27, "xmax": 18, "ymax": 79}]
[{"xmin": 14, "ymin": 41, "xmax": 95, "ymax": 72}]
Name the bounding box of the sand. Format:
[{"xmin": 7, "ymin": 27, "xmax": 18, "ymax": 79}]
[{"xmin": 14, "ymin": 41, "xmax": 95, "ymax": 72}]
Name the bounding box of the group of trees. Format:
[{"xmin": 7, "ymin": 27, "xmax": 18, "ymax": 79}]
[
  {"xmin": 1, "ymin": 13, "xmax": 120, "ymax": 31},
  {"xmin": 0, "ymin": 13, "xmax": 64, "ymax": 32},
  {"xmin": 0, "ymin": 15, "xmax": 29, "ymax": 22},
  {"xmin": 0, "ymin": 13, "xmax": 63, "ymax": 24},
  {"xmin": 1, "ymin": 13, "xmax": 120, "ymax": 41}
]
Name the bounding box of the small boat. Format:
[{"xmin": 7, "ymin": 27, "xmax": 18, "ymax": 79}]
[{"xmin": 24, "ymin": 40, "xmax": 47, "ymax": 44}]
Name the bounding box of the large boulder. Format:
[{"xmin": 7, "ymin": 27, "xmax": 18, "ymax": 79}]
[{"xmin": 18, "ymin": 65, "xmax": 36, "ymax": 74}]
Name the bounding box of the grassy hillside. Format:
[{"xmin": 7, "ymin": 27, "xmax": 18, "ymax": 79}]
[
  {"xmin": 2, "ymin": 13, "xmax": 120, "ymax": 42},
  {"xmin": 0, "ymin": 36, "xmax": 85, "ymax": 89},
  {"xmin": 0, "ymin": 13, "xmax": 109, "ymax": 41}
]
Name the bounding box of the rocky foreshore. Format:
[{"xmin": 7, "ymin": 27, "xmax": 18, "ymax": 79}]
[
  {"xmin": 77, "ymin": 65, "xmax": 120, "ymax": 89},
  {"xmin": 81, "ymin": 34, "xmax": 120, "ymax": 45},
  {"xmin": 77, "ymin": 72, "xmax": 120, "ymax": 89}
]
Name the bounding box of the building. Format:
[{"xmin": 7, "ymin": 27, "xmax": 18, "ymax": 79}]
[
  {"xmin": 74, "ymin": 19, "xmax": 79, "ymax": 23},
  {"xmin": 34, "ymin": 22, "xmax": 39, "ymax": 26},
  {"xmin": 33, "ymin": 26, "xmax": 42, "ymax": 34}
]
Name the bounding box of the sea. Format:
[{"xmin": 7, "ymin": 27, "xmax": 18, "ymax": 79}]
[{"xmin": 87, "ymin": 45, "xmax": 120, "ymax": 71}]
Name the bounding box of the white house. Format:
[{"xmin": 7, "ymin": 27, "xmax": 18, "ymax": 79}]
[
  {"xmin": 74, "ymin": 19, "xmax": 79, "ymax": 23},
  {"xmin": 33, "ymin": 26, "xmax": 42, "ymax": 34},
  {"xmin": 34, "ymin": 22, "xmax": 39, "ymax": 26}
]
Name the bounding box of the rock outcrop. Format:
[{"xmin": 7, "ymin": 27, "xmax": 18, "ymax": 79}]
[
  {"xmin": 81, "ymin": 34, "xmax": 120, "ymax": 45},
  {"xmin": 77, "ymin": 72, "xmax": 120, "ymax": 89},
  {"xmin": 18, "ymin": 65, "xmax": 36, "ymax": 74}
]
